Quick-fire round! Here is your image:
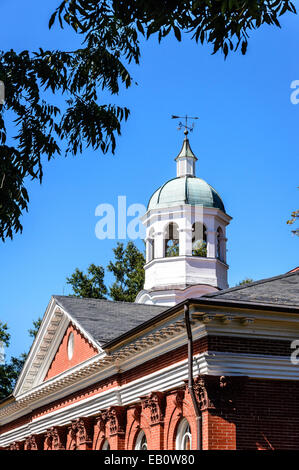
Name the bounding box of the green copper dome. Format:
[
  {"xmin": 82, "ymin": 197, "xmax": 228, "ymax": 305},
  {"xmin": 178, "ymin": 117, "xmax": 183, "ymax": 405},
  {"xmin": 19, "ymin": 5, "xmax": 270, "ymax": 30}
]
[{"xmin": 147, "ymin": 176, "xmax": 225, "ymax": 213}]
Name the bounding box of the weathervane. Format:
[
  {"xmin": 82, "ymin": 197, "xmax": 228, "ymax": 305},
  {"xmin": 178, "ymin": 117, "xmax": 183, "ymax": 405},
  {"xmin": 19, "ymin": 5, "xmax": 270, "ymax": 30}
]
[{"xmin": 171, "ymin": 114, "xmax": 199, "ymax": 134}]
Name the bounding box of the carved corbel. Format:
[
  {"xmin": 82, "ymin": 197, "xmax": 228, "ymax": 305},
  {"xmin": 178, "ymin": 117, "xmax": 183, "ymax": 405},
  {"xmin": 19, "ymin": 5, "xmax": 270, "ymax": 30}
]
[
  {"xmin": 193, "ymin": 375, "xmax": 247, "ymax": 412},
  {"xmin": 142, "ymin": 391, "xmax": 166, "ymax": 425},
  {"xmin": 67, "ymin": 420, "xmax": 78, "ymax": 450},
  {"xmin": 51, "ymin": 426, "xmax": 66, "ymax": 450},
  {"xmin": 95, "ymin": 412, "xmax": 107, "ymax": 435},
  {"xmin": 9, "ymin": 441, "xmax": 22, "ymax": 450},
  {"xmin": 104, "ymin": 406, "xmax": 126, "ymax": 436},
  {"xmin": 24, "ymin": 434, "xmax": 43, "ymax": 450},
  {"xmin": 76, "ymin": 417, "xmax": 94, "ymax": 448},
  {"xmin": 172, "ymin": 389, "xmax": 185, "ymax": 414}
]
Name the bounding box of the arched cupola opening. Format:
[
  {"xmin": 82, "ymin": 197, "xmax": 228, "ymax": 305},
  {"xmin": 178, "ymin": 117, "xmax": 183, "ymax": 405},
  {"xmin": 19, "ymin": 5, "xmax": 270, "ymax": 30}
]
[
  {"xmin": 164, "ymin": 222, "xmax": 179, "ymax": 258},
  {"xmin": 192, "ymin": 222, "xmax": 207, "ymax": 257}
]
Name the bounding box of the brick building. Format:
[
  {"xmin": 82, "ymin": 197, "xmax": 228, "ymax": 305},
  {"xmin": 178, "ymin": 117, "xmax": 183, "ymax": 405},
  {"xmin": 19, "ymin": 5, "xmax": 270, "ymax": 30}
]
[{"xmin": 0, "ymin": 132, "xmax": 298, "ymax": 450}]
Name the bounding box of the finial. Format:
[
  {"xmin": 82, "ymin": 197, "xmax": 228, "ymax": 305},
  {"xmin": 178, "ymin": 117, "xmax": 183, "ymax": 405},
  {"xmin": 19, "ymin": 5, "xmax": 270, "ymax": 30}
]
[
  {"xmin": 173, "ymin": 115, "xmax": 198, "ymax": 178},
  {"xmin": 171, "ymin": 114, "xmax": 199, "ymax": 135}
]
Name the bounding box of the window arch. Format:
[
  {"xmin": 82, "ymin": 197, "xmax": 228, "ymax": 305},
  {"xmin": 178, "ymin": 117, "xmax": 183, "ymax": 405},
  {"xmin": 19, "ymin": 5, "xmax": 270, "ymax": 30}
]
[
  {"xmin": 134, "ymin": 430, "xmax": 148, "ymax": 450},
  {"xmin": 67, "ymin": 332, "xmax": 74, "ymax": 360},
  {"xmin": 192, "ymin": 222, "xmax": 207, "ymax": 257},
  {"xmin": 216, "ymin": 226, "xmax": 224, "ymax": 262},
  {"xmin": 176, "ymin": 418, "xmax": 192, "ymax": 450},
  {"xmin": 101, "ymin": 440, "xmax": 110, "ymax": 450},
  {"xmin": 164, "ymin": 222, "xmax": 179, "ymax": 257}
]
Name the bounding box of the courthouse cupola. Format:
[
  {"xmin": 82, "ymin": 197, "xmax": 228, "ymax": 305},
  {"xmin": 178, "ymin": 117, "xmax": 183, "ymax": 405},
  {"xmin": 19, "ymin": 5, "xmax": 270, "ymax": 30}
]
[{"xmin": 136, "ymin": 128, "xmax": 232, "ymax": 307}]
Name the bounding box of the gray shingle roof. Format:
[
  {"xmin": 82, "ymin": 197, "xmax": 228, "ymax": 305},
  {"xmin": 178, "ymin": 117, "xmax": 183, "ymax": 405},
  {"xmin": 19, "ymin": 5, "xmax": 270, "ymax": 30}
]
[
  {"xmin": 53, "ymin": 295, "xmax": 166, "ymax": 346},
  {"xmin": 201, "ymin": 271, "xmax": 299, "ymax": 307},
  {"xmin": 53, "ymin": 271, "xmax": 299, "ymax": 348}
]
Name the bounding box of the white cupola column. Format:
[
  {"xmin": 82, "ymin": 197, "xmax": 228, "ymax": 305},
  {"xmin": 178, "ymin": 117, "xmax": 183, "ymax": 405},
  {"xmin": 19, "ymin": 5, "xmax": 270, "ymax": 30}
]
[{"xmin": 175, "ymin": 130, "xmax": 198, "ymax": 177}]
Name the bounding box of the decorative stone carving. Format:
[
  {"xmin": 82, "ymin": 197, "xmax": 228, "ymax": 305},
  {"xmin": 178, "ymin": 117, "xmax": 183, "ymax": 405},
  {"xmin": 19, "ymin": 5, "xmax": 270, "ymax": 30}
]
[
  {"xmin": 45, "ymin": 426, "xmax": 65, "ymax": 450},
  {"xmin": 52, "ymin": 426, "xmax": 66, "ymax": 450},
  {"xmin": 76, "ymin": 417, "xmax": 93, "ymax": 447},
  {"xmin": 95, "ymin": 413, "xmax": 107, "ymax": 434},
  {"xmin": 172, "ymin": 389, "xmax": 185, "ymax": 413},
  {"xmin": 103, "ymin": 406, "xmax": 126, "ymax": 436},
  {"xmin": 193, "ymin": 375, "xmax": 247, "ymax": 411},
  {"xmin": 142, "ymin": 391, "xmax": 165, "ymax": 425},
  {"xmin": 24, "ymin": 434, "xmax": 42, "ymax": 450},
  {"xmin": 67, "ymin": 421, "xmax": 78, "ymax": 450},
  {"xmin": 66, "ymin": 417, "xmax": 93, "ymax": 449},
  {"xmin": 9, "ymin": 441, "xmax": 21, "ymax": 450},
  {"xmin": 132, "ymin": 404, "xmax": 142, "ymax": 424}
]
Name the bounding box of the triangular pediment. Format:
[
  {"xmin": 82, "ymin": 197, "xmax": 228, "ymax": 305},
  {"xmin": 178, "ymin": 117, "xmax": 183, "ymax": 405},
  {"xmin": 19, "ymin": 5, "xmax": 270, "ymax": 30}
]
[{"xmin": 14, "ymin": 297, "xmax": 103, "ymax": 397}]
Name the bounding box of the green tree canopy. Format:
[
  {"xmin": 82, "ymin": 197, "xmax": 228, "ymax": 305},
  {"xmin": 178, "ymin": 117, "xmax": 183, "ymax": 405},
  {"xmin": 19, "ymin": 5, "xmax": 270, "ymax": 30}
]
[
  {"xmin": 108, "ymin": 241, "xmax": 145, "ymax": 302},
  {"xmin": 236, "ymin": 278, "xmax": 254, "ymax": 286},
  {"xmin": 66, "ymin": 264, "xmax": 108, "ymax": 299},
  {"xmin": 0, "ymin": 320, "xmax": 37, "ymax": 400},
  {"xmin": 0, "ymin": 0, "xmax": 296, "ymax": 241},
  {"xmin": 66, "ymin": 241, "xmax": 145, "ymax": 302}
]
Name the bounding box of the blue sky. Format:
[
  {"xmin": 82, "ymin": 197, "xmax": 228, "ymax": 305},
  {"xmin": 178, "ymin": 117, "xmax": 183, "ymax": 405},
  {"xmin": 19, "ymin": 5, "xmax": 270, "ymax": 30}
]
[{"xmin": 1, "ymin": 1, "xmax": 298, "ymax": 360}]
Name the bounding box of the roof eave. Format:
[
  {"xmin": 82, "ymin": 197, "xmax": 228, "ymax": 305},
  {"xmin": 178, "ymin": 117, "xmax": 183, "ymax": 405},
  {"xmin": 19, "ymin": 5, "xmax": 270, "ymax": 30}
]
[{"xmin": 102, "ymin": 295, "xmax": 299, "ymax": 351}]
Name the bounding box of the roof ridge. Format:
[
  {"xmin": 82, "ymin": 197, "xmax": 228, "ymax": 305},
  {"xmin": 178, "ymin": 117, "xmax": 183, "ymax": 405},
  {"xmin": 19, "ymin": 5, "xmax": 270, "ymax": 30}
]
[
  {"xmin": 52, "ymin": 295, "xmax": 165, "ymax": 308},
  {"xmin": 202, "ymin": 270, "xmax": 299, "ymax": 298}
]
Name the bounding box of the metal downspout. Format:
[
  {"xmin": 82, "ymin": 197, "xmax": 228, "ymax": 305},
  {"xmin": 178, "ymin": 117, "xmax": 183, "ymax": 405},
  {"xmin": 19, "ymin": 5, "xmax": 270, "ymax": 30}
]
[{"xmin": 184, "ymin": 303, "xmax": 202, "ymax": 450}]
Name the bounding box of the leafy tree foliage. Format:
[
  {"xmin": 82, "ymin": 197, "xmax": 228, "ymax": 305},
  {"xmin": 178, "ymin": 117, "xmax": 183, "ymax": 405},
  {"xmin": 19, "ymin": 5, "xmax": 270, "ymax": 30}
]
[
  {"xmin": 0, "ymin": 321, "xmax": 38, "ymax": 400},
  {"xmin": 28, "ymin": 318, "xmax": 42, "ymax": 339},
  {"xmin": 0, "ymin": 16, "xmax": 133, "ymax": 240},
  {"xmin": 52, "ymin": 0, "xmax": 296, "ymax": 57},
  {"xmin": 107, "ymin": 241, "xmax": 145, "ymax": 302},
  {"xmin": 0, "ymin": 321, "xmax": 10, "ymax": 348},
  {"xmin": 192, "ymin": 240, "xmax": 207, "ymax": 257},
  {"xmin": 67, "ymin": 241, "xmax": 145, "ymax": 302},
  {"xmin": 66, "ymin": 264, "xmax": 108, "ymax": 298},
  {"xmin": 237, "ymin": 277, "xmax": 254, "ymax": 286},
  {"xmin": 0, "ymin": 0, "xmax": 296, "ymax": 241},
  {"xmin": 287, "ymin": 189, "xmax": 299, "ymax": 236},
  {"xmin": 287, "ymin": 210, "xmax": 299, "ymax": 236},
  {"xmin": 0, "ymin": 354, "xmax": 27, "ymax": 400}
]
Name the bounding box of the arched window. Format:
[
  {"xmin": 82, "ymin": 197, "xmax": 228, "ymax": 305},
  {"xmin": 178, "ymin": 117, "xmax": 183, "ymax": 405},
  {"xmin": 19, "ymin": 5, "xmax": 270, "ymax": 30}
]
[
  {"xmin": 176, "ymin": 418, "xmax": 192, "ymax": 450},
  {"xmin": 216, "ymin": 226, "xmax": 224, "ymax": 262},
  {"xmin": 164, "ymin": 222, "xmax": 179, "ymax": 257},
  {"xmin": 67, "ymin": 332, "xmax": 74, "ymax": 360},
  {"xmin": 192, "ymin": 222, "xmax": 207, "ymax": 257},
  {"xmin": 135, "ymin": 430, "xmax": 148, "ymax": 450},
  {"xmin": 102, "ymin": 440, "xmax": 110, "ymax": 450}
]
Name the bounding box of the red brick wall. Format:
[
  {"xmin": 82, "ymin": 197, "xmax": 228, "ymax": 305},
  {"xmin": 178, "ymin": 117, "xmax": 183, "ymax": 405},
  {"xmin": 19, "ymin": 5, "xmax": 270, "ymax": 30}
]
[
  {"xmin": 2, "ymin": 378, "xmax": 299, "ymax": 450},
  {"xmin": 2, "ymin": 334, "xmax": 299, "ymax": 450},
  {"xmin": 44, "ymin": 323, "xmax": 98, "ymax": 381},
  {"xmin": 233, "ymin": 378, "xmax": 299, "ymax": 450},
  {"xmin": 1, "ymin": 335, "xmax": 294, "ymax": 436}
]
